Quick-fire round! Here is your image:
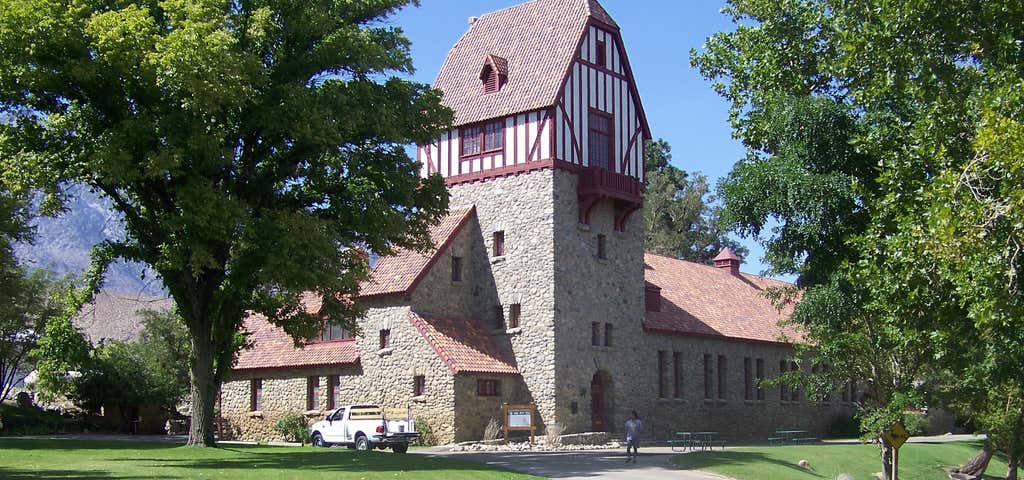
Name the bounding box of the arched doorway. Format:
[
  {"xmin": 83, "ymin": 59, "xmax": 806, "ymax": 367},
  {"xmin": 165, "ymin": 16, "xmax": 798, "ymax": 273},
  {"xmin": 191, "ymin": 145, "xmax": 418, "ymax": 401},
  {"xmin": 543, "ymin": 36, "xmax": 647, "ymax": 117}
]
[{"xmin": 590, "ymin": 371, "xmax": 613, "ymax": 432}]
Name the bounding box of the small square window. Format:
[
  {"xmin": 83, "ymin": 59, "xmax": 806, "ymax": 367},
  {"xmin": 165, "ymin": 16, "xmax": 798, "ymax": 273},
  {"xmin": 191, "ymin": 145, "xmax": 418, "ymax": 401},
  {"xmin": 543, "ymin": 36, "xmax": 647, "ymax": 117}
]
[
  {"xmin": 493, "ymin": 231, "xmax": 505, "ymax": 257},
  {"xmin": 379, "ymin": 329, "xmax": 391, "ymax": 349},
  {"xmin": 603, "ymin": 323, "xmax": 613, "ymax": 347},
  {"xmin": 477, "ymin": 379, "xmax": 501, "ymax": 397},
  {"xmin": 413, "ymin": 375, "xmax": 426, "ymax": 397},
  {"xmin": 596, "ymin": 234, "xmax": 607, "ymax": 259},
  {"xmin": 326, "ymin": 375, "xmax": 340, "ymax": 410},
  {"xmin": 451, "ymin": 256, "xmax": 463, "ymax": 282},
  {"xmin": 307, "ymin": 376, "xmax": 320, "ymax": 410},
  {"xmin": 508, "ymin": 304, "xmax": 521, "ymax": 328},
  {"xmin": 251, "ymin": 379, "xmax": 263, "ymax": 411},
  {"xmin": 591, "ymin": 322, "xmax": 601, "ymax": 346}
]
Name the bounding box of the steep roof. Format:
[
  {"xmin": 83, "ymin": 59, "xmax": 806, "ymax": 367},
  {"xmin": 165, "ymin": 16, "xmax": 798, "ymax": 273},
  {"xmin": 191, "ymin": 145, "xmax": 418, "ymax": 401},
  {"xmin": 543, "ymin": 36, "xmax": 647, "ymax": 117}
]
[
  {"xmin": 233, "ymin": 293, "xmax": 359, "ymax": 371},
  {"xmin": 73, "ymin": 291, "xmax": 174, "ymax": 344},
  {"xmin": 358, "ymin": 207, "xmax": 475, "ymax": 298},
  {"xmin": 408, "ymin": 311, "xmax": 519, "ymax": 375},
  {"xmin": 435, "ymin": 0, "xmax": 618, "ymax": 126},
  {"xmin": 643, "ymin": 253, "xmax": 803, "ymax": 344}
]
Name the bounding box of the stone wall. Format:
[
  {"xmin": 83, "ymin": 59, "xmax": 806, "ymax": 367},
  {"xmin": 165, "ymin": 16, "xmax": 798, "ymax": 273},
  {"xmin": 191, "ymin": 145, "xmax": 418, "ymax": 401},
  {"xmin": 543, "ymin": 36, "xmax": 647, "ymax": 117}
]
[
  {"xmin": 222, "ymin": 298, "xmax": 459, "ymax": 443},
  {"xmin": 453, "ymin": 375, "xmax": 531, "ymax": 441}
]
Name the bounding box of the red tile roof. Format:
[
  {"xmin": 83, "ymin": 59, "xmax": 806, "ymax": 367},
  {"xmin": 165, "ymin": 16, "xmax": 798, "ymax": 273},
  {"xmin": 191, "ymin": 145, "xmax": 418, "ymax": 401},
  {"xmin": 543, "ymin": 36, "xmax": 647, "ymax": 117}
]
[
  {"xmin": 435, "ymin": 0, "xmax": 618, "ymax": 127},
  {"xmin": 358, "ymin": 207, "xmax": 475, "ymax": 298},
  {"xmin": 234, "ymin": 293, "xmax": 359, "ymax": 371},
  {"xmin": 643, "ymin": 253, "xmax": 804, "ymax": 344},
  {"xmin": 408, "ymin": 311, "xmax": 519, "ymax": 375}
]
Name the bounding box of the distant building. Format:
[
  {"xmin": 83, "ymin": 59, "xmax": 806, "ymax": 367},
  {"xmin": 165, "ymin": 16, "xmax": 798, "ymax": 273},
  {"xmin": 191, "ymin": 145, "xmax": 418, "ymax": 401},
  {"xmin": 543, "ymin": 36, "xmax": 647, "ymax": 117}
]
[{"xmin": 220, "ymin": 0, "xmax": 855, "ymax": 443}]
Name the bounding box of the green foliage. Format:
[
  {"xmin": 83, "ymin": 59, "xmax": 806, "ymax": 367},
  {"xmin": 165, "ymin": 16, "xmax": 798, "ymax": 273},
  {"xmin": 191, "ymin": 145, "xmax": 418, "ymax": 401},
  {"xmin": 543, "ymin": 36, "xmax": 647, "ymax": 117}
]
[
  {"xmin": 0, "ymin": 0, "xmax": 451, "ymax": 445},
  {"xmin": 693, "ymin": 0, "xmax": 1024, "ymax": 475},
  {"xmin": 0, "ymin": 403, "xmax": 86, "ymax": 436},
  {"xmin": 273, "ymin": 412, "xmax": 310, "ymax": 445},
  {"xmin": 414, "ymin": 416, "xmax": 437, "ymax": 447},
  {"xmin": 643, "ymin": 139, "xmax": 747, "ymax": 263},
  {"xmin": 0, "ymin": 269, "xmax": 67, "ymax": 402}
]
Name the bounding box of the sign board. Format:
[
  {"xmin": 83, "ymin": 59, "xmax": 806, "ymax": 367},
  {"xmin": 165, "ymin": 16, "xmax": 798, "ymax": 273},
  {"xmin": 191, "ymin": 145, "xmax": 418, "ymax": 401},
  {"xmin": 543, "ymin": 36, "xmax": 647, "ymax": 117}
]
[
  {"xmin": 501, "ymin": 403, "xmax": 536, "ymax": 445},
  {"xmin": 882, "ymin": 422, "xmax": 910, "ymax": 450}
]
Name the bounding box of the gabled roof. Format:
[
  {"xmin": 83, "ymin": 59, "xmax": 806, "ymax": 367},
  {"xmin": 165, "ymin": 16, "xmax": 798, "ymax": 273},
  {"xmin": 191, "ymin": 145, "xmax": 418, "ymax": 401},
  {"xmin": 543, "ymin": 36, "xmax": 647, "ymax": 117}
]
[
  {"xmin": 358, "ymin": 207, "xmax": 475, "ymax": 298},
  {"xmin": 233, "ymin": 294, "xmax": 359, "ymax": 371},
  {"xmin": 643, "ymin": 253, "xmax": 803, "ymax": 344},
  {"xmin": 435, "ymin": 0, "xmax": 621, "ymax": 126},
  {"xmin": 408, "ymin": 311, "xmax": 519, "ymax": 375}
]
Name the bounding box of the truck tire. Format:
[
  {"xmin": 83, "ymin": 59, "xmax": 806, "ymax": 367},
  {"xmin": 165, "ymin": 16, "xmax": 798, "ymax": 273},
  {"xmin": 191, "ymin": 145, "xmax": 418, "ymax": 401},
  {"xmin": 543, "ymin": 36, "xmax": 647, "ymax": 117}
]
[
  {"xmin": 392, "ymin": 443, "xmax": 409, "ymax": 454},
  {"xmin": 311, "ymin": 432, "xmax": 329, "ymax": 448},
  {"xmin": 355, "ymin": 434, "xmax": 372, "ymax": 451}
]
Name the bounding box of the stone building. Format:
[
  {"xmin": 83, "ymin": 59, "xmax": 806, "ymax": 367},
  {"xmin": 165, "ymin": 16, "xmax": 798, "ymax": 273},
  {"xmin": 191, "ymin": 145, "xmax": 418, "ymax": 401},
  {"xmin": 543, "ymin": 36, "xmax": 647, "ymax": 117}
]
[{"xmin": 220, "ymin": 0, "xmax": 856, "ymax": 443}]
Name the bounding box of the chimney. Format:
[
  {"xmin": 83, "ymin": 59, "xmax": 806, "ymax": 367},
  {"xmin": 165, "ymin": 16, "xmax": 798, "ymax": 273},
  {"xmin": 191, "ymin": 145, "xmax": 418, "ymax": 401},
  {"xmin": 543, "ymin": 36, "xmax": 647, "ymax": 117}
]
[
  {"xmin": 468, "ymin": 16, "xmax": 479, "ymax": 25},
  {"xmin": 713, "ymin": 247, "xmax": 742, "ymax": 276},
  {"xmin": 644, "ymin": 283, "xmax": 662, "ymax": 312}
]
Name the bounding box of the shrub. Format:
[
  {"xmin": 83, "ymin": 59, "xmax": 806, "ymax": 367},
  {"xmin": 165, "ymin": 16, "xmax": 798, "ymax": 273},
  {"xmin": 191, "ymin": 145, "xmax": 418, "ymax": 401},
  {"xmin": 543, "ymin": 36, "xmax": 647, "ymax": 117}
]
[
  {"xmin": 414, "ymin": 417, "xmax": 438, "ymax": 446},
  {"xmin": 273, "ymin": 413, "xmax": 310, "ymax": 444},
  {"xmin": 828, "ymin": 413, "xmax": 861, "ymax": 438},
  {"xmin": 483, "ymin": 418, "xmax": 502, "ymax": 441},
  {"xmin": 545, "ymin": 422, "xmax": 564, "ymax": 446},
  {"xmin": 0, "ymin": 404, "xmax": 86, "ymax": 435},
  {"xmin": 903, "ymin": 412, "xmax": 929, "ymax": 436}
]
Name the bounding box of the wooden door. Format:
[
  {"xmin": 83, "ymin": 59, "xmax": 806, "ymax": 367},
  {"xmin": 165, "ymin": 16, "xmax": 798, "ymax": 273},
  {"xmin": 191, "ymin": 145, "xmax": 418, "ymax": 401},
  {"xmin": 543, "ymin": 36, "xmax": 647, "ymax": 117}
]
[{"xmin": 591, "ymin": 373, "xmax": 605, "ymax": 432}]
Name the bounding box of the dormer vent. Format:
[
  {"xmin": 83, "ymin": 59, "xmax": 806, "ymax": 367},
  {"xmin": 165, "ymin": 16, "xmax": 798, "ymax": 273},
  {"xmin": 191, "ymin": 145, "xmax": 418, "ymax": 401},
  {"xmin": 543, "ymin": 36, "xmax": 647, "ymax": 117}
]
[
  {"xmin": 713, "ymin": 247, "xmax": 742, "ymax": 276},
  {"xmin": 645, "ymin": 282, "xmax": 662, "ymax": 312},
  {"xmin": 480, "ymin": 54, "xmax": 508, "ymax": 94}
]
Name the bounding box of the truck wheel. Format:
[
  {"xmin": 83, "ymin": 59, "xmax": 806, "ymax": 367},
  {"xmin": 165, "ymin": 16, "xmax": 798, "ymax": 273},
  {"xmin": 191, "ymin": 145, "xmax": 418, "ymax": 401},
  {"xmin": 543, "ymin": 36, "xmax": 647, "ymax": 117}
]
[
  {"xmin": 311, "ymin": 433, "xmax": 329, "ymax": 448},
  {"xmin": 355, "ymin": 435, "xmax": 372, "ymax": 451},
  {"xmin": 392, "ymin": 444, "xmax": 409, "ymax": 454}
]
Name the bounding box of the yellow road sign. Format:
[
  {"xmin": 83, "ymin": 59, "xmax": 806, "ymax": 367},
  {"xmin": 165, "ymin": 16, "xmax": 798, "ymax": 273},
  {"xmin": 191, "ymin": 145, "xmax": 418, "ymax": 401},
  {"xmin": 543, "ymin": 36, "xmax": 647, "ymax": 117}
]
[{"xmin": 882, "ymin": 422, "xmax": 910, "ymax": 449}]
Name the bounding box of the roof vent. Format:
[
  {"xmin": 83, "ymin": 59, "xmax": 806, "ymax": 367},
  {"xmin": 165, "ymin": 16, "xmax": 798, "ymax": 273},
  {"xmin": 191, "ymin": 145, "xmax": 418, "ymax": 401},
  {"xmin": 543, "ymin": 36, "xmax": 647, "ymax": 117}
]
[
  {"xmin": 480, "ymin": 54, "xmax": 508, "ymax": 94},
  {"xmin": 713, "ymin": 247, "xmax": 742, "ymax": 276},
  {"xmin": 644, "ymin": 282, "xmax": 662, "ymax": 312},
  {"xmin": 468, "ymin": 16, "xmax": 479, "ymax": 25}
]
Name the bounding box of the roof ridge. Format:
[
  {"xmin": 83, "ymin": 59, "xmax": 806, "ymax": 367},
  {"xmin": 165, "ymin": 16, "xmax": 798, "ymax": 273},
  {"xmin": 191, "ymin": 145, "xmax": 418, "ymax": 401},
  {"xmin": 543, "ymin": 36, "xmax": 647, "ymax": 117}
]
[{"xmin": 643, "ymin": 251, "xmax": 792, "ymax": 285}]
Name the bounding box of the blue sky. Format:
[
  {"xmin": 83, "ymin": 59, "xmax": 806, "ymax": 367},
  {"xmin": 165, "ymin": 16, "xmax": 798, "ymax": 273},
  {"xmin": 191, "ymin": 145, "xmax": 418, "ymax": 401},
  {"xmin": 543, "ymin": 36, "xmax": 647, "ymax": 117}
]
[{"xmin": 389, "ymin": 1, "xmax": 781, "ymax": 278}]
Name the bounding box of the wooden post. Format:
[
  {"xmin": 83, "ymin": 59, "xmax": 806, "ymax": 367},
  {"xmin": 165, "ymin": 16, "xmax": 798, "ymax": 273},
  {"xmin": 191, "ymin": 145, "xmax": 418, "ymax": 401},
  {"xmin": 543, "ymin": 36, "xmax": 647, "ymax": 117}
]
[
  {"xmin": 892, "ymin": 447, "xmax": 899, "ymax": 480},
  {"xmin": 502, "ymin": 403, "xmax": 510, "ymax": 445}
]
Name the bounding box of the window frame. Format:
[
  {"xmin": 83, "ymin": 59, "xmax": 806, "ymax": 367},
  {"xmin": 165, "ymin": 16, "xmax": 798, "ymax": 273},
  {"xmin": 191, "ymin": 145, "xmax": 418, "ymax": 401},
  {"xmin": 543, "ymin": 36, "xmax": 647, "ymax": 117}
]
[
  {"xmin": 326, "ymin": 375, "xmax": 339, "ymax": 410},
  {"xmin": 717, "ymin": 355, "xmax": 728, "ymax": 400},
  {"xmin": 703, "ymin": 354, "xmax": 713, "ymax": 399},
  {"xmin": 250, "ymin": 378, "xmax": 263, "ymax": 412},
  {"xmin": 413, "ymin": 375, "xmax": 426, "ymax": 397},
  {"xmin": 307, "ymin": 376, "xmax": 320, "ymax": 411},
  {"xmin": 596, "ymin": 234, "xmax": 607, "ymax": 259},
  {"xmin": 672, "ymin": 352, "xmax": 683, "ymax": 399},
  {"xmin": 476, "ymin": 379, "xmax": 501, "ymax": 397},
  {"xmin": 587, "ymin": 108, "xmax": 615, "ymax": 171},
  {"xmin": 451, "ymin": 255, "xmax": 463, "ymax": 282},
  {"xmin": 508, "ymin": 303, "xmax": 521, "ymax": 329},
  {"xmin": 493, "ymin": 231, "xmax": 505, "ymax": 257},
  {"xmin": 657, "ymin": 350, "xmax": 668, "ymax": 398},
  {"xmin": 460, "ymin": 120, "xmax": 504, "ymax": 158},
  {"xmin": 315, "ymin": 323, "xmax": 354, "ymax": 343},
  {"xmin": 756, "ymin": 358, "xmax": 766, "ymax": 401},
  {"xmin": 603, "ymin": 322, "xmax": 613, "ymax": 347},
  {"xmin": 591, "ymin": 322, "xmax": 601, "ymax": 346},
  {"xmin": 779, "ymin": 360, "xmax": 789, "ymax": 401},
  {"xmin": 743, "ymin": 357, "xmax": 753, "ymax": 401},
  {"xmin": 379, "ymin": 329, "xmax": 391, "ymax": 349},
  {"xmin": 595, "ymin": 38, "xmax": 607, "ymax": 67}
]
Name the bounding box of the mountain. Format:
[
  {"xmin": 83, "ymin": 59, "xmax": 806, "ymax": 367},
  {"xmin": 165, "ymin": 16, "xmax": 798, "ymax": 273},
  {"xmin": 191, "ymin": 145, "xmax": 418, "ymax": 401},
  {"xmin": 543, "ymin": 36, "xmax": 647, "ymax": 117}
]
[{"xmin": 14, "ymin": 186, "xmax": 165, "ymax": 296}]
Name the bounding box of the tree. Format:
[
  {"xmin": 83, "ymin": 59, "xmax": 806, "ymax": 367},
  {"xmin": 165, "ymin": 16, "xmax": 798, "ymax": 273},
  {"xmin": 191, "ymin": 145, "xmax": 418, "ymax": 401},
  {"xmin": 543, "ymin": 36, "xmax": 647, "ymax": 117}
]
[
  {"xmin": 643, "ymin": 139, "xmax": 747, "ymax": 263},
  {"xmin": 0, "ymin": 269, "xmax": 67, "ymax": 403},
  {"xmin": 1, "ymin": 0, "xmax": 451, "ymax": 446},
  {"xmin": 693, "ymin": 1, "xmax": 1024, "ymax": 478}
]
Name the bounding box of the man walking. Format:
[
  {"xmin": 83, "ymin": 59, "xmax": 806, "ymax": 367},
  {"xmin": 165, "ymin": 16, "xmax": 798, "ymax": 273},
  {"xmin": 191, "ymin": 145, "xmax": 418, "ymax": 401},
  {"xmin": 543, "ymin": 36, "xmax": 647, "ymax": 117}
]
[{"xmin": 624, "ymin": 410, "xmax": 642, "ymax": 463}]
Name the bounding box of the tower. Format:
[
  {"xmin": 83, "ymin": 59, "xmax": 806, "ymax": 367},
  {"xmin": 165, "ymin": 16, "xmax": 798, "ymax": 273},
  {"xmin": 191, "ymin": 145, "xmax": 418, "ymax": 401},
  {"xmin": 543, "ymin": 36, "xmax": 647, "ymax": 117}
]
[{"xmin": 418, "ymin": 0, "xmax": 650, "ymax": 433}]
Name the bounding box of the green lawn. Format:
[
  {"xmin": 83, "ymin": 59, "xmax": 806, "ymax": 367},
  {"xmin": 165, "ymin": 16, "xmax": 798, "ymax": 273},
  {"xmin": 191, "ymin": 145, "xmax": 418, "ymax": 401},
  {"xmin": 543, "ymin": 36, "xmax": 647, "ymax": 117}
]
[
  {"xmin": 673, "ymin": 441, "xmax": 1008, "ymax": 480},
  {"xmin": 0, "ymin": 439, "xmax": 540, "ymax": 480}
]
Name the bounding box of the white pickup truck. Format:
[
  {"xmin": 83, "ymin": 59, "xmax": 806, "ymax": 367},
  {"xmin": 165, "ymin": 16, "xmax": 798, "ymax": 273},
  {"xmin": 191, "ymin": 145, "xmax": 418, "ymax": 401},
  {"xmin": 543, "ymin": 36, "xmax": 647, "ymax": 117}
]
[{"xmin": 309, "ymin": 405, "xmax": 419, "ymax": 453}]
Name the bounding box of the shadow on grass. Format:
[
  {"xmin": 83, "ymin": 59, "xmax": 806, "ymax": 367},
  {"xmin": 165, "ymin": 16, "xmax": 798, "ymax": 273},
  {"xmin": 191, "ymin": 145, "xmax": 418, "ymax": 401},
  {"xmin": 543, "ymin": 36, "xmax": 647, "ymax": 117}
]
[
  {"xmin": 0, "ymin": 467, "xmax": 169, "ymax": 480},
  {"xmin": 674, "ymin": 451, "xmax": 829, "ymax": 478},
  {"xmin": 0, "ymin": 439, "xmax": 172, "ymax": 451}
]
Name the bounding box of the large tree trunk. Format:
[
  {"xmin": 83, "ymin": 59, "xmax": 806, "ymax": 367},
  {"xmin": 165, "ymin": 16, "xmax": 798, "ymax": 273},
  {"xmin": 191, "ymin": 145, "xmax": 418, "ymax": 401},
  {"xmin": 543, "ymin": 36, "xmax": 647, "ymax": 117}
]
[
  {"xmin": 880, "ymin": 439, "xmax": 894, "ymax": 480},
  {"xmin": 1008, "ymin": 455, "xmax": 1019, "ymax": 480},
  {"xmin": 951, "ymin": 445, "xmax": 995, "ymax": 480},
  {"xmin": 187, "ymin": 332, "xmax": 217, "ymax": 447}
]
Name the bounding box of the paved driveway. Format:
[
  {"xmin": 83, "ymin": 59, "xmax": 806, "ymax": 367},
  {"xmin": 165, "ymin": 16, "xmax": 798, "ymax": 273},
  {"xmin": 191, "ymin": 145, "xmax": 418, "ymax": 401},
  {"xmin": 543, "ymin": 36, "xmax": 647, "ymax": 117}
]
[{"xmin": 418, "ymin": 447, "xmax": 732, "ymax": 480}]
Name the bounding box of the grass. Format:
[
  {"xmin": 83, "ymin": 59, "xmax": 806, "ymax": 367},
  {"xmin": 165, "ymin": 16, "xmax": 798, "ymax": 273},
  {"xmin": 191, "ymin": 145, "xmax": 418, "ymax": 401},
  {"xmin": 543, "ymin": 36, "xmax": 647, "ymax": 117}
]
[
  {"xmin": 0, "ymin": 438, "xmax": 540, "ymax": 480},
  {"xmin": 673, "ymin": 441, "xmax": 1009, "ymax": 480}
]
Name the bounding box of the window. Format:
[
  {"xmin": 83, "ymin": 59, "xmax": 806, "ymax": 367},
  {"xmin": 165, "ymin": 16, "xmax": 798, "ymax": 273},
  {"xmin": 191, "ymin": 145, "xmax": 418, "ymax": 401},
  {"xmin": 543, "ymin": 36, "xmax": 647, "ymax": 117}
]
[
  {"xmin": 596, "ymin": 234, "xmax": 607, "ymax": 259},
  {"xmin": 779, "ymin": 360, "xmax": 789, "ymax": 401},
  {"xmin": 461, "ymin": 121, "xmax": 503, "ymax": 157},
  {"xmin": 603, "ymin": 323, "xmax": 613, "ymax": 347},
  {"xmin": 379, "ymin": 329, "xmax": 391, "ymax": 349},
  {"xmin": 595, "ymin": 39, "xmax": 607, "ymax": 67},
  {"xmin": 756, "ymin": 358, "xmax": 765, "ymax": 400},
  {"xmin": 413, "ymin": 375, "xmax": 426, "ymax": 396},
  {"xmin": 673, "ymin": 352, "xmax": 683, "ymax": 398},
  {"xmin": 703, "ymin": 354, "xmax": 713, "ymax": 399},
  {"xmin": 591, "ymin": 322, "xmax": 601, "ymax": 346},
  {"xmin": 657, "ymin": 351, "xmax": 668, "ymax": 398},
  {"xmin": 493, "ymin": 231, "xmax": 505, "ymax": 257},
  {"xmin": 326, "ymin": 375, "xmax": 340, "ymax": 410},
  {"xmin": 717, "ymin": 355, "xmax": 727, "ymax": 400},
  {"xmin": 588, "ymin": 110, "xmax": 614, "ymax": 170},
  {"xmin": 493, "ymin": 305, "xmax": 505, "ymax": 330},
  {"xmin": 477, "ymin": 379, "xmax": 501, "ymax": 397},
  {"xmin": 744, "ymin": 358, "xmax": 753, "ymax": 400},
  {"xmin": 790, "ymin": 361, "xmax": 800, "ymax": 401},
  {"xmin": 508, "ymin": 304, "xmax": 521, "ymax": 328},
  {"xmin": 451, "ymin": 256, "xmax": 463, "ymax": 282},
  {"xmin": 250, "ymin": 379, "xmax": 263, "ymax": 411},
  {"xmin": 307, "ymin": 376, "xmax": 320, "ymax": 410},
  {"xmin": 318, "ymin": 323, "xmax": 353, "ymax": 342}
]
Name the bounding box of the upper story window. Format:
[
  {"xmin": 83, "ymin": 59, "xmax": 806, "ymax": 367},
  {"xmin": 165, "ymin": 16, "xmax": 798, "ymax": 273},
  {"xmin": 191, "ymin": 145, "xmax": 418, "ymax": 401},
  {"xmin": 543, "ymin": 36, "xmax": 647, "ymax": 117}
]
[
  {"xmin": 317, "ymin": 323, "xmax": 353, "ymax": 343},
  {"xmin": 413, "ymin": 375, "xmax": 426, "ymax": 396},
  {"xmin": 588, "ymin": 110, "xmax": 614, "ymax": 170},
  {"xmin": 250, "ymin": 378, "xmax": 263, "ymax": 411},
  {"xmin": 480, "ymin": 54, "xmax": 508, "ymax": 94},
  {"xmin": 477, "ymin": 379, "xmax": 501, "ymax": 397},
  {"xmin": 379, "ymin": 329, "xmax": 391, "ymax": 349},
  {"xmin": 451, "ymin": 256, "xmax": 463, "ymax": 282},
  {"xmin": 461, "ymin": 120, "xmax": 503, "ymax": 157},
  {"xmin": 492, "ymin": 231, "xmax": 505, "ymax": 257},
  {"xmin": 508, "ymin": 303, "xmax": 521, "ymax": 329},
  {"xmin": 595, "ymin": 39, "xmax": 607, "ymax": 67}
]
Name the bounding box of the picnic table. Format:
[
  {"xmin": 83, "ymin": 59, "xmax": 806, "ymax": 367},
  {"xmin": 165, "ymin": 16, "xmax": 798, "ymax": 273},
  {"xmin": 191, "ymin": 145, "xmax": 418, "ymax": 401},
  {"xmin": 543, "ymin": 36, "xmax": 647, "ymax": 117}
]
[
  {"xmin": 769, "ymin": 430, "xmax": 819, "ymax": 445},
  {"xmin": 670, "ymin": 431, "xmax": 725, "ymax": 452}
]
